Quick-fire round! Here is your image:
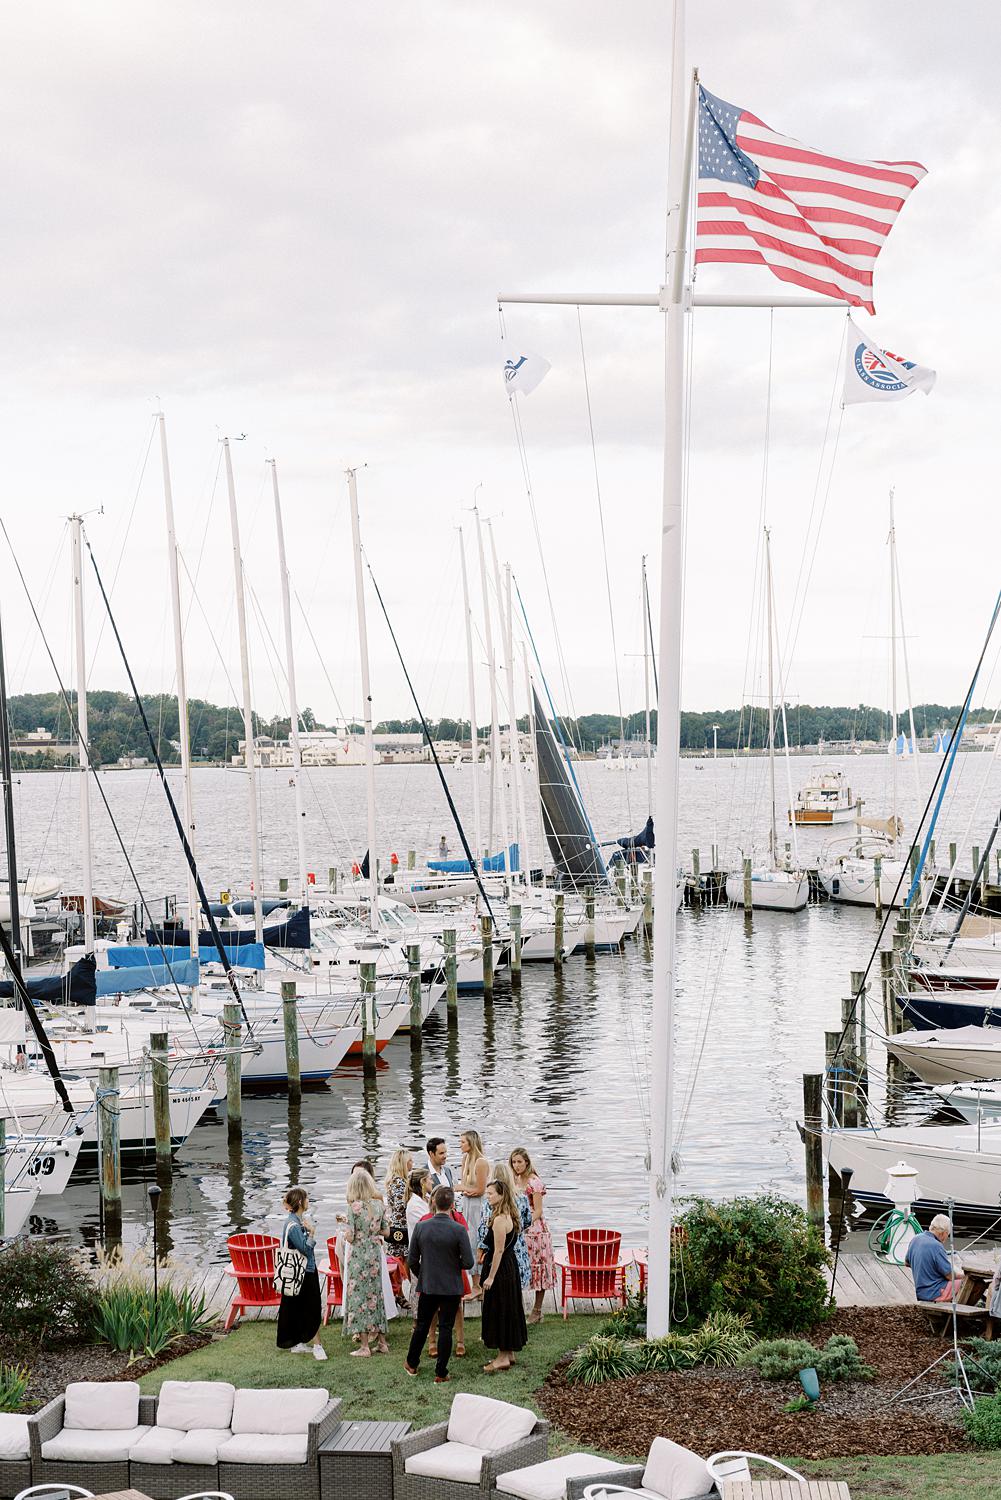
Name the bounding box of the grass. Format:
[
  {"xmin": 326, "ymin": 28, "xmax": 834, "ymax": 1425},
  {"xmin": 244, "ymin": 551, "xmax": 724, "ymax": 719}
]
[{"xmin": 141, "ymin": 1318, "xmax": 996, "ymax": 1496}]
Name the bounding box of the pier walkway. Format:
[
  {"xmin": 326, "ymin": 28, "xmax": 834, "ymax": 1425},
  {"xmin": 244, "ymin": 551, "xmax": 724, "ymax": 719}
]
[{"xmin": 830, "ymin": 1253, "xmax": 913, "ymax": 1307}]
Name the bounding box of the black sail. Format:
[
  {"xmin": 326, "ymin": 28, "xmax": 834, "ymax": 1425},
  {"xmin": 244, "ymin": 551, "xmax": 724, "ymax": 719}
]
[{"xmin": 533, "ymin": 687, "xmax": 605, "ymax": 884}]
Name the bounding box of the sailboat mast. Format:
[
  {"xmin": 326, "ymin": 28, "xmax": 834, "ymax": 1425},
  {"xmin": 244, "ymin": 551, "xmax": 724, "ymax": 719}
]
[
  {"xmin": 347, "ymin": 467, "xmax": 380, "ymax": 933},
  {"xmin": 476, "ymin": 508, "xmax": 511, "ymax": 883},
  {"xmin": 223, "ymin": 439, "xmax": 264, "ymax": 943},
  {"xmin": 521, "ymin": 643, "xmax": 539, "ymax": 877},
  {"xmin": 765, "ymin": 529, "xmax": 777, "ymax": 866},
  {"xmin": 504, "ymin": 563, "xmax": 530, "ymax": 885},
  {"xmin": 271, "ymin": 460, "xmax": 309, "ymax": 906},
  {"xmin": 889, "ymin": 488, "xmax": 898, "ymax": 837},
  {"xmin": 0, "ymin": 606, "xmax": 22, "ymax": 961},
  {"xmin": 642, "ymin": 556, "xmax": 653, "ymax": 812},
  {"xmin": 159, "ymin": 415, "xmax": 199, "ymax": 949},
  {"xmin": 70, "ymin": 515, "xmax": 96, "ymax": 961},
  {"xmin": 459, "ymin": 527, "xmax": 484, "ymax": 869}
]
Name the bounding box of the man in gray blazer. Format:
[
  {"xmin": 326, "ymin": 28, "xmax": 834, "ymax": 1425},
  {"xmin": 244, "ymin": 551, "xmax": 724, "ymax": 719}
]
[{"xmin": 404, "ymin": 1185, "xmax": 474, "ymax": 1381}]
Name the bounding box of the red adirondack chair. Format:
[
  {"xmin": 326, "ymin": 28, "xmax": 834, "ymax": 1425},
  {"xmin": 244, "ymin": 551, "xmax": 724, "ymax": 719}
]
[
  {"xmin": 555, "ymin": 1228, "xmax": 633, "ymax": 1318},
  {"xmin": 322, "ymin": 1235, "xmax": 344, "ymax": 1326},
  {"xmin": 224, "ymin": 1232, "xmax": 281, "ymax": 1331}
]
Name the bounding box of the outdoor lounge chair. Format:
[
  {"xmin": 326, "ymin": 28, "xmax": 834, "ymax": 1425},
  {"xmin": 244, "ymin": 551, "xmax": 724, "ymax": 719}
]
[
  {"xmin": 555, "ymin": 1230, "xmax": 633, "ymax": 1318},
  {"xmin": 392, "ymin": 1392, "xmax": 549, "ymax": 1500},
  {"xmin": 216, "ymin": 1386, "xmax": 339, "ymax": 1500},
  {"xmin": 0, "ymin": 1413, "xmax": 34, "ymax": 1500},
  {"xmin": 28, "ymin": 1381, "xmax": 154, "ymax": 1496},
  {"xmin": 572, "ymin": 1437, "xmax": 716, "ymax": 1500},
  {"xmin": 14, "ymin": 1486, "xmax": 95, "ymax": 1499},
  {"xmin": 223, "ymin": 1232, "xmax": 281, "ymax": 1331},
  {"xmin": 705, "ymin": 1452, "xmax": 805, "ymax": 1486},
  {"xmin": 128, "ymin": 1379, "xmax": 240, "ymax": 1499}
]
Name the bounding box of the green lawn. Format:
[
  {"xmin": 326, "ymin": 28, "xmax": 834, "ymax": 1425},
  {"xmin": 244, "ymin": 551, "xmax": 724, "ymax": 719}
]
[{"xmin": 142, "ymin": 1319, "xmax": 996, "ymax": 1497}]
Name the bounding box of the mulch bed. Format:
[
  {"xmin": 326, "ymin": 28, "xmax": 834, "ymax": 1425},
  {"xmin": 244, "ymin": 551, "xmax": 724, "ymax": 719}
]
[
  {"xmin": 16, "ymin": 1333, "xmax": 214, "ymax": 1411},
  {"xmin": 539, "ymin": 1307, "xmax": 973, "ymax": 1460}
]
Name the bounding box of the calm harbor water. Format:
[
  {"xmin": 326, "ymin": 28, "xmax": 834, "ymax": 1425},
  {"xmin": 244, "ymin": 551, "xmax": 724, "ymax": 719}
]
[{"xmin": 11, "ymin": 747, "xmax": 1001, "ymax": 1266}]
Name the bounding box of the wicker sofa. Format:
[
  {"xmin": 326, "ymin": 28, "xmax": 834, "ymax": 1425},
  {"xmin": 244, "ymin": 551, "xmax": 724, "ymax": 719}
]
[
  {"xmin": 0, "ymin": 1412, "xmax": 32, "ymax": 1500},
  {"xmin": 392, "ymin": 1392, "xmax": 549, "ymax": 1500},
  {"xmin": 27, "ymin": 1379, "xmax": 340, "ymax": 1500}
]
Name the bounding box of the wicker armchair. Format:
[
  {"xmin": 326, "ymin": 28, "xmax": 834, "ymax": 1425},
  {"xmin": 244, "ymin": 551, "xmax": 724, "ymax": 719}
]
[
  {"xmin": 29, "ymin": 1391, "xmax": 157, "ymax": 1495},
  {"xmin": 392, "ymin": 1400, "xmax": 550, "ymax": 1500},
  {"xmin": 0, "ymin": 1412, "xmax": 32, "ymax": 1500},
  {"xmin": 217, "ymin": 1396, "xmax": 340, "ymax": 1500},
  {"xmin": 565, "ymin": 1467, "xmax": 645, "ymax": 1500},
  {"xmin": 571, "ymin": 1438, "xmax": 719, "ymax": 1500}
]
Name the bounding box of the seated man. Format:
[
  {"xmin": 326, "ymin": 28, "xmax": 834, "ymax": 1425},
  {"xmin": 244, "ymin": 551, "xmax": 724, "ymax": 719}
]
[{"xmin": 906, "ymin": 1214, "xmax": 961, "ymax": 1303}]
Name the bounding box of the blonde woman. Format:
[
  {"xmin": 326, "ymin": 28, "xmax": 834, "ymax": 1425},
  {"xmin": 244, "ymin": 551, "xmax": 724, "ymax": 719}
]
[
  {"xmin": 384, "ymin": 1147, "xmax": 414, "ymax": 1256},
  {"xmin": 342, "ymin": 1167, "xmax": 390, "ymax": 1356},
  {"xmin": 510, "ymin": 1147, "xmax": 555, "ymax": 1323},
  {"xmin": 459, "ymin": 1130, "xmax": 490, "ymax": 1278},
  {"xmin": 479, "ymin": 1178, "xmax": 528, "ymax": 1372},
  {"xmin": 477, "ymin": 1161, "xmax": 531, "ymax": 1290}
]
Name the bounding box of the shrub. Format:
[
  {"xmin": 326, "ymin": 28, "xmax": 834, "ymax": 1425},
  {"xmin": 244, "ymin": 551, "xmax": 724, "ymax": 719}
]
[
  {"xmin": 566, "ymin": 1336, "xmax": 642, "ymax": 1387},
  {"xmin": 599, "ymin": 1290, "xmax": 646, "ymax": 1340},
  {"xmin": 0, "ymin": 1241, "xmax": 99, "ymax": 1353},
  {"xmin": 94, "ymin": 1279, "xmax": 213, "ymax": 1361},
  {"xmin": 634, "ymin": 1333, "xmax": 698, "ymax": 1372},
  {"xmin": 742, "ymin": 1334, "xmax": 873, "ymax": 1383},
  {"xmin": 673, "ymin": 1194, "xmax": 830, "ymax": 1335},
  {"xmin": 782, "ymin": 1394, "xmax": 816, "ymax": 1415},
  {"xmin": 963, "ymin": 1392, "xmax": 1001, "ymax": 1449},
  {"xmin": 960, "ymin": 1339, "xmax": 1001, "ymax": 1394},
  {"xmin": 687, "ymin": 1310, "xmax": 755, "ymax": 1368},
  {"xmin": 0, "ymin": 1363, "xmax": 30, "ymax": 1413}
]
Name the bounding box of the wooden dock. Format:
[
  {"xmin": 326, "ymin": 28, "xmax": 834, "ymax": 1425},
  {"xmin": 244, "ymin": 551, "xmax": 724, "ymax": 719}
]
[{"xmin": 830, "ymin": 1253, "xmax": 913, "ymax": 1307}]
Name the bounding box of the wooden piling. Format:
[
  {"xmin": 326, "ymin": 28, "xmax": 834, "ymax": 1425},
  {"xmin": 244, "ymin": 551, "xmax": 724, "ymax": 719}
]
[
  {"xmin": 408, "ymin": 943, "xmax": 423, "ymax": 1046},
  {"xmin": 880, "ymin": 948, "xmax": 897, "ymax": 1036},
  {"xmin": 840, "ymin": 995, "xmax": 858, "ymax": 1129},
  {"xmin": 0, "ymin": 1117, "xmax": 5, "ymax": 1239},
  {"xmin": 824, "ymin": 1031, "xmax": 844, "ymax": 1126},
  {"xmin": 873, "ymin": 855, "xmax": 883, "ymax": 919},
  {"xmin": 223, "ymin": 1005, "xmax": 242, "ymax": 1143},
  {"xmin": 743, "ymin": 856, "xmax": 753, "ymax": 916},
  {"xmin": 554, "ymin": 892, "xmax": 565, "ymax": 969},
  {"xmin": 150, "ymin": 1031, "xmax": 172, "ymax": 1183},
  {"xmin": 642, "ymin": 868, "xmax": 653, "ymax": 934},
  {"xmin": 279, "ymin": 876, "xmax": 289, "ymax": 894},
  {"xmin": 98, "ymin": 1066, "xmax": 122, "ymax": 1245},
  {"xmin": 360, "ymin": 962, "xmax": 377, "ymax": 1074},
  {"xmin": 444, "ymin": 928, "xmax": 458, "ymax": 1024},
  {"xmin": 929, "ymin": 838, "xmax": 935, "ymax": 870},
  {"xmin": 691, "ymin": 848, "xmax": 701, "ymax": 908},
  {"xmin": 584, "ymin": 887, "xmax": 596, "ymax": 958},
  {"xmin": 802, "ymin": 1073, "xmax": 824, "ymax": 1236},
  {"xmin": 281, "ymin": 980, "xmax": 301, "ymax": 1102},
  {"xmin": 509, "ymin": 902, "xmax": 522, "ymax": 988},
  {"xmin": 851, "ymin": 968, "xmax": 869, "ymax": 1107},
  {"xmin": 910, "ymin": 845, "xmax": 920, "ymax": 887},
  {"xmin": 949, "ymin": 841, "xmax": 957, "ymax": 875},
  {"xmin": 480, "ymin": 915, "xmax": 493, "ymax": 1000},
  {"xmin": 407, "ymin": 849, "xmax": 416, "ymax": 871},
  {"xmin": 328, "ymin": 865, "xmax": 339, "ymax": 893}
]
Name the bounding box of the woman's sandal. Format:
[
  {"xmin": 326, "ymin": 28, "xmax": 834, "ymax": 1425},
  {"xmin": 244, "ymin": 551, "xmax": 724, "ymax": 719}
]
[
  {"xmin": 455, "ymin": 1342, "xmax": 466, "ymax": 1357},
  {"xmin": 350, "ymin": 1347, "xmax": 372, "ymax": 1357}
]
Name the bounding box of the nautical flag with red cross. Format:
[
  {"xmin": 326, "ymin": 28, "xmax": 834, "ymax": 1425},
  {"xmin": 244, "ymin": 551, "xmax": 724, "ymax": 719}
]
[{"xmin": 694, "ymin": 86, "xmax": 926, "ymax": 314}]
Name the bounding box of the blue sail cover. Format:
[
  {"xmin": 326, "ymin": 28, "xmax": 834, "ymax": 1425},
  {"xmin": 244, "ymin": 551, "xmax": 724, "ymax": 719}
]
[
  {"xmin": 613, "ymin": 815, "xmax": 655, "ymax": 864},
  {"xmin": 111, "ymin": 943, "xmax": 267, "ymax": 972},
  {"xmin": 428, "ymin": 844, "xmax": 520, "ymax": 874},
  {"xmin": 0, "ymin": 956, "xmax": 97, "ymax": 1008},
  {"xmin": 97, "ymin": 958, "xmax": 201, "ymax": 996},
  {"xmin": 146, "ymin": 905, "xmax": 310, "ymax": 950}
]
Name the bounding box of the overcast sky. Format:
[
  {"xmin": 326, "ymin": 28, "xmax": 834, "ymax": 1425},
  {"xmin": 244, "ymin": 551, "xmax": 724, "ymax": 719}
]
[{"xmin": 0, "ymin": 2, "xmax": 995, "ymax": 729}]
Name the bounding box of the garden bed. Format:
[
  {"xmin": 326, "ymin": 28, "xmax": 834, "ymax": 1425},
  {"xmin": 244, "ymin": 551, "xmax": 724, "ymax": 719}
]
[
  {"xmin": 18, "ymin": 1333, "xmax": 215, "ymax": 1411},
  {"xmin": 540, "ymin": 1307, "xmax": 970, "ymax": 1461}
]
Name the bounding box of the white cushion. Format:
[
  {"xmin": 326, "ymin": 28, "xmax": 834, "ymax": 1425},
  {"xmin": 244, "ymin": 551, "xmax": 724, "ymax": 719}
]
[
  {"xmin": 42, "ymin": 1424, "xmax": 150, "ymax": 1463},
  {"xmin": 64, "ymin": 1380, "xmax": 141, "ymax": 1430},
  {"xmin": 447, "ymin": 1392, "xmax": 537, "ymax": 1452},
  {"xmin": 158, "ymin": 1379, "xmax": 235, "ymax": 1432},
  {"xmin": 642, "ymin": 1437, "xmax": 710, "ymax": 1500},
  {"xmin": 497, "ymin": 1454, "xmax": 631, "ymax": 1500},
  {"xmin": 0, "ymin": 1414, "xmax": 29, "ymax": 1460},
  {"xmin": 130, "ymin": 1426, "xmax": 185, "ymax": 1465},
  {"xmin": 231, "ymin": 1386, "xmax": 327, "ymax": 1435},
  {"xmin": 172, "ymin": 1427, "xmax": 233, "ymax": 1465},
  {"xmin": 218, "ymin": 1432, "xmax": 309, "ymax": 1464},
  {"xmin": 405, "ymin": 1441, "xmax": 487, "ymax": 1484}
]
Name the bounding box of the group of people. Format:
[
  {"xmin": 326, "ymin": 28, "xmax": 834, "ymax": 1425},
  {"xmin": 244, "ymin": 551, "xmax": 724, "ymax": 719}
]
[{"xmin": 275, "ymin": 1132, "xmax": 557, "ymax": 1382}]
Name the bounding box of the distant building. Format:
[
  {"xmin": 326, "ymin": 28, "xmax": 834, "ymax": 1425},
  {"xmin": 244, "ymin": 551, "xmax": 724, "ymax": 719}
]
[
  {"xmin": 11, "ymin": 727, "xmax": 77, "ymax": 759},
  {"xmin": 116, "ymin": 755, "xmax": 149, "ymax": 770}
]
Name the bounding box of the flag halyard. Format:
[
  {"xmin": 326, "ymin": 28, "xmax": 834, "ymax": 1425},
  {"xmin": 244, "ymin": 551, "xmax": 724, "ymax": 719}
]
[{"xmin": 695, "ymin": 86, "xmax": 926, "ymax": 313}]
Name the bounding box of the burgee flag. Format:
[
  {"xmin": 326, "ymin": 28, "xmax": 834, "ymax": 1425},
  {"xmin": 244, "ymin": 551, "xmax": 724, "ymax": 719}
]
[
  {"xmin": 503, "ymin": 350, "xmax": 550, "ymax": 397},
  {"xmin": 843, "ymin": 320, "xmax": 936, "ymax": 404},
  {"xmin": 695, "ymin": 86, "xmax": 926, "ymax": 313}
]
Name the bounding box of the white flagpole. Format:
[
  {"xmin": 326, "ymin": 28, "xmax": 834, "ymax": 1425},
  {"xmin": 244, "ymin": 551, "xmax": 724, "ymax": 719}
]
[
  {"xmin": 70, "ymin": 516, "xmax": 96, "ymax": 968},
  {"xmin": 223, "ymin": 438, "xmax": 264, "ymax": 943},
  {"xmin": 271, "ymin": 459, "xmax": 309, "ymax": 907},
  {"xmin": 459, "ymin": 527, "xmax": 484, "ymax": 871},
  {"xmin": 347, "ymin": 467, "xmax": 380, "ymax": 933}
]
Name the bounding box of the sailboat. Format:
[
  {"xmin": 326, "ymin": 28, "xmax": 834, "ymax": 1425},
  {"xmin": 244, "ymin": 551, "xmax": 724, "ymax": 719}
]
[{"xmin": 725, "ymin": 531, "xmax": 808, "ymax": 912}]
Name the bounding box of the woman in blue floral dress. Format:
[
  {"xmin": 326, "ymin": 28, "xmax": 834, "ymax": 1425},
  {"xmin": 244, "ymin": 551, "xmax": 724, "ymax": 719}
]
[
  {"xmin": 477, "ymin": 1161, "xmax": 531, "ymax": 1288},
  {"xmin": 342, "ymin": 1167, "xmax": 391, "ymax": 1356}
]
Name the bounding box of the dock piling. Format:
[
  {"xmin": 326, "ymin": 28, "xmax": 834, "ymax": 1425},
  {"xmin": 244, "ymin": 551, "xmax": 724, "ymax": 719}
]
[
  {"xmin": 642, "ymin": 868, "xmax": 653, "ymax": 934},
  {"xmin": 281, "ymin": 980, "xmax": 301, "ymax": 1102},
  {"xmin": 222, "ymin": 1005, "xmax": 242, "ymax": 1143},
  {"xmin": 0, "ymin": 1118, "xmax": 5, "ymax": 1238},
  {"xmin": 407, "ymin": 849, "xmax": 416, "ymax": 871},
  {"xmin": 851, "ymin": 968, "xmax": 869, "ymax": 1109},
  {"xmin": 584, "ymin": 887, "xmax": 596, "ymax": 958},
  {"xmin": 873, "ymin": 855, "xmax": 883, "ymax": 919},
  {"xmin": 407, "ymin": 944, "xmax": 423, "ymax": 1046},
  {"xmin": 509, "ymin": 903, "xmax": 522, "ymax": 988},
  {"xmin": 328, "ymin": 866, "xmax": 339, "ymax": 894},
  {"xmin": 98, "ymin": 1065, "xmax": 122, "ymax": 1247},
  {"xmin": 150, "ymin": 1031, "xmax": 172, "ymax": 1183},
  {"xmin": 840, "ymin": 995, "xmax": 858, "ymax": 1129},
  {"xmin": 480, "ymin": 915, "xmax": 494, "ymax": 1001},
  {"xmin": 444, "ymin": 928, "xmax": 458, "ymax": 1023},
  {"xmin": 802, "ymin": 1072, "xmax": 824, "ymax": 1235},
  {"xmin": 360, "ymin": 962, "xmax": 377, "ymax": 1074},
  {"xmin": 553, "ymin": 893, "xmax": 565, "ymax": 968},
  {"xmin": 691, "ymin": 848, "xmax": 701, "ymax": 908},
  {"xmin": 742, "ymin": 857, "xmax": 752, "ymax": 916}
]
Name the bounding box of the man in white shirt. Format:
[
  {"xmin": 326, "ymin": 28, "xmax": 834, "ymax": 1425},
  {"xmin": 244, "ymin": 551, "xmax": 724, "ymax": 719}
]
[{"xmin": 426, "ymin": 1136, "xmax": 455, "ymax": 1190}]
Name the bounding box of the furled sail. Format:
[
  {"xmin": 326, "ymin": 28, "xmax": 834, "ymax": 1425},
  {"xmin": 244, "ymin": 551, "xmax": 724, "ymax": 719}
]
[
  {"xmin": 533, "ymin": 687, "xmax": 605, "ymax": 884},
  {"xmin": 147, "ymin": 904, "xmax": 310, "ymax": 950},
  {"xmin": 0, "ymin": 954, "xmax": 97, "ymax": 1008}
]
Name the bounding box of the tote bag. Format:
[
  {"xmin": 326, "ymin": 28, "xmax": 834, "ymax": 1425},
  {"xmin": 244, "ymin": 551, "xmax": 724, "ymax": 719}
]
[{"xmin": 273, "ymin": 1219, "xmax": 307, "ymax": 1298}]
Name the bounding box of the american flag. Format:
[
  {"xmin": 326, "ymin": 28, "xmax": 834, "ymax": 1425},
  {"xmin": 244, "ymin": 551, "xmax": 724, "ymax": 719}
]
[{"xmin": 695, "ymin": 86, "xmax": 925, "ymax": 313}]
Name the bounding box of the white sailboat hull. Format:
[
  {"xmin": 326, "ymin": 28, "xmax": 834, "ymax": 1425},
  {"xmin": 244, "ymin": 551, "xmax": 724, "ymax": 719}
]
[
  {"xmin": 826, "ymin": 1123, "xmax": 1001, "ymax": 1216},
  {"xmin": 3, "ymin": 1183, "xmax": 40, "ymax": 1236},
  {"xmin": 5, "ymin": 1131, "xmax": 84, "ymax": 1195},
  {"xmin": 887, "ymin": 1026, "xmax": 1001, "ymax": 1086},
  {"xmin": 725, "ymin": 871, "xmax": 808, "ymax": 912},
  {"xmin": 818, "ymin": 856, "xmax": 907, "ymax": 908}
]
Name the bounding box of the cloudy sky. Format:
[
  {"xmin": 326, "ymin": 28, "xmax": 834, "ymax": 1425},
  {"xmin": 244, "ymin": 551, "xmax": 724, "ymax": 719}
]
[{"xmin": 0, "ymin": 2, "xmax": 995, "ymax": 729}]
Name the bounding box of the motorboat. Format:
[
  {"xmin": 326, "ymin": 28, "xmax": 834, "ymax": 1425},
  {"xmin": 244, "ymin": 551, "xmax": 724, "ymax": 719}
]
[
  {"xmin": 790, "ymin": 767, "xmax": 857, "ymax": 825},
  {"xmin": 826, "ymin": 1122, "xmax": 1001, "ymax": 1218}
]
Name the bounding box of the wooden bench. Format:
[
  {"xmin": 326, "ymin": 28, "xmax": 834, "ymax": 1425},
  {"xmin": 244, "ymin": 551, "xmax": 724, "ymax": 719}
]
[{"xmin": 915, "ymin": 1300, "xmax": 991, "ymax": 1338}]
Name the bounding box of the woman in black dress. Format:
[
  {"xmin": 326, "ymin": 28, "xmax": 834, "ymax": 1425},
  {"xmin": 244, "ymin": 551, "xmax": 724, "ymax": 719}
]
[
  {"xmin": 479, "ymin": 1178, "xmax": 528, "ymax": 1372},
  {"xmin": 276, "ymin": 1186, "xmax": 326, "ymax": 1360}
]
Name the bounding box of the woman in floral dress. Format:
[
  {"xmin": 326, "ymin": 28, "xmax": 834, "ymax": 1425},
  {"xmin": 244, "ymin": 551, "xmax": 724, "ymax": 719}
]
[
  {"xmin": 342, "ymin": 1167, "xmax": 391, "ymax": 1356},
  {"xmin": 510, "ymin": 1147, "xmax": 555, "ymax": 1323}
]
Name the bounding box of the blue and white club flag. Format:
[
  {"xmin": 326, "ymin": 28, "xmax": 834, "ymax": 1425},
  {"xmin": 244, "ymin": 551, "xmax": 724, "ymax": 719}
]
[
  {"xmin": 843, "ymin": 319, "xmax": 936, "ymax": 405},
  {"xmin": 503, "ymin": 350, "xmax": 550, "ymax": 398}
]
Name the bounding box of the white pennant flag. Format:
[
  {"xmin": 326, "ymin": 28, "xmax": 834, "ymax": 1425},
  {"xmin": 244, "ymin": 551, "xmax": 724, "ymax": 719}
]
[
  {"xmin": 843, "ymin": 319, "xmax": 936, "ymax": 405},
  {"xmin": 503, "ymin": 350, "xmax": 550, "ymax": 398}
]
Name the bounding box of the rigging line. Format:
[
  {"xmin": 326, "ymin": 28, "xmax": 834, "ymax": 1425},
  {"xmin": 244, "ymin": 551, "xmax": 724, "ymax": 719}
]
[
  {"xmin": 293, "ymin": 588, "xmax": 350, "ymax": 725},
  {"xmin": 576, "ymin": 307, "xmax": 632, "ymax": 826},
  {"xmin": 828, "ymin": 588, "xmax": 1001, "ymax": 1073},
  {"xmin": 0, "ymin": 917, "xmax": 73, "ymax": 1112},
  {"xmin": 642, "ymin": 561, "xmax": 659, "ymax": 703},
  {"xmin": 87, "ymin": 414, "xmax": 159, "ymax": 675},
  {"xmin": 83, "ymin": 536, "xmax": 252, "ymax": 1028},
  {"xmin": 784, "ymin": 402, "xmax": 846, "ymax": 674},
  {"xmin": 0, "ymin": 515, "xmax": 202, "ymax": 1024},
  {"xmin": 364, "ymin": 557, "xmax": 498, "ymax": 928}
]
